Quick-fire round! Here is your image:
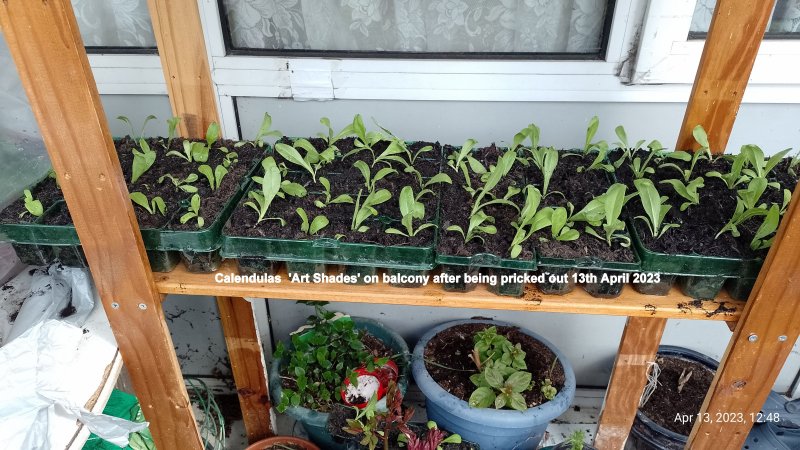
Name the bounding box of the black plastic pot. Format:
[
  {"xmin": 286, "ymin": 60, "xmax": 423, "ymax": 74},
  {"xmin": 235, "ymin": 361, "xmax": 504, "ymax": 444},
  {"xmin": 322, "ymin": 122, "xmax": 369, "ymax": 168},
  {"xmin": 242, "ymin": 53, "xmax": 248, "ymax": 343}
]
[
  {"xmin": 236, "ymin": 257, "xmax": 279, "ymax": 276},
  {"xmin": 582, "ymin": 269, "xmax": 625, "ymax": 299},
  {"xmin": 338, "ymin": 264, "xmax": 376, "ymax": 285},
  {"xmin": 678, "ymin": 275, "xmax": 727, "ymax": 300},
  {"xmin": 726, "ymin": 277, "xmax": 757, "ymax": 301},
  {"xmin": 440, "ymin": 264, "xmax": 480, "ymax": 292},
  {"xmin": 536, "ymin": 266, "xmax": 576, "ymax": 295},
  {"xmin": 12, "ymin": 243, "xmax": 53, "ymax": 266},
  {"xmin": 180, "ymin": 250, "xmax": 223, "ymax": 273},
  {"xmin": 487, "ymin": 269, "xmax": 528, "ymax": 297},
  {"xmin": 286, "ymin": 261, "xmax": 326, "ymax": 277},
  {"xmin": 625, "ymin": 346, "xmax": 719, "ymax": 450},
  {"xmin": 147, "ymin": 249, "xmax": 182, "ymax": 273},
  {"xmin": 633, "ymin": 274, "xmax": 677, "ymax": 296}
]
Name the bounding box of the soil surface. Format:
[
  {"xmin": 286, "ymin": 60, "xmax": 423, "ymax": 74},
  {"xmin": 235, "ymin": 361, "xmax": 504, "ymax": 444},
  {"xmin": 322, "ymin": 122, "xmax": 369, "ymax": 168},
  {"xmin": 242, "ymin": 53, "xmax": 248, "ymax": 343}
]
[
  {"xmin": 424, "ymin": 323, "xmax": 565, "ymax": 408},
  {"xmin": 533, "ymin": 152, "xmax": 635, "ymax": 263},
  {"xmin": 261, "ymin": 443, "xmax": 304, "ymax": 450},
  {"xmin": 437, "ymin": 144, "xmax": 530, "ymax": 259},
  {"xmin": 279, "ymin": 331, "xmax": 394, "ymax": 413},
  {"xmin": 0, "ymin": 177, "xmax": 62, "ymax": 224},
  {"xmin": 226, "ymin": 137, "xmax": 442, "ymax": 247},
  {"xmin": 639, "ymin": 354, "xmax": 715, "ymax": 435},
  {"xmin": 0, "ymin": 137, "xmax": 263, "ymax": 231},
  {"xmin": 615, "ymin": 150, "xmax": 798, "ymax": 259}
]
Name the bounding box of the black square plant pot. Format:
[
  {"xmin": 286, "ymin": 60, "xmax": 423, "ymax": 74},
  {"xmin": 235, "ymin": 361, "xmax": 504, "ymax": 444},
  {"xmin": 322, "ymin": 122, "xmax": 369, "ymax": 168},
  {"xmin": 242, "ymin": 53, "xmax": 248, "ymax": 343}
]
[
  {"xmin": 632, "ymin": 274, "xmax": 677, "ymax": 296},
  {"xmin": 487, "ymin": 269, "xmax": 529, "ymax": 297},
  {"xmin": 338, "ymin": 264, "xmax": 377, "ymax": 285},
  {"xmin": 678, "ymin": 275, "xmax": 727, "ymax": 300},
  {"xmin": 53, "ymin": 245, "xmax": 88, "ymax": 268},
  {"xmin": 286, "ymin": 261, "xmax": 327, "ymax": 277},
  {"xmin": 12, "ymin": 243, "xmax": 53, "ymax": 266},
  {"xmin": 725, "ymin": 277, "xmax": 756, "ymax": 301},
  {"xmin": 236, "ymin": 257, "xmax": 280, "ymax": 276},
  {"xmin": 536, "ymin": 266, "xmax": 577, "ymax": 295},
  {"xmin": 146, "ymin": 249, "xmax": 181, "ymax": 273},
  {"xmin": 180, "ymin": 250, "xmax": 223, "ymax": 273},
  {"xmin": 582, "ymin": 269, "xmax": 626, "ymax": 299},
  {"xmin": 440, "ymin": 264, "xmax": 480, "ymax": 292},
  {"xmin": 436, "ymin": 253, "xmax": 537, "ymax": 295}
]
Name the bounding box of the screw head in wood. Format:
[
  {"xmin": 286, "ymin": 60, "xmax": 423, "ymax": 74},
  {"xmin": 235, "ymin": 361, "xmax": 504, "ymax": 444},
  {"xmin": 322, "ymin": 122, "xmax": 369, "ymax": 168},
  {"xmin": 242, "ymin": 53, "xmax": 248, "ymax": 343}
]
[
  {"xmin": 138, "ymin": 303, "xmax": 147, "ymax": 310},
  {"xmin": 111, "ymin": 302, "xmax": 120, "ymax": 309},
  {"xmin": 748, "ymin": 334, "xmax": 758, "ymax": 342},
  {"xmin": 779, "ymin": 335, "xmax": 788, "ymax": 342}
]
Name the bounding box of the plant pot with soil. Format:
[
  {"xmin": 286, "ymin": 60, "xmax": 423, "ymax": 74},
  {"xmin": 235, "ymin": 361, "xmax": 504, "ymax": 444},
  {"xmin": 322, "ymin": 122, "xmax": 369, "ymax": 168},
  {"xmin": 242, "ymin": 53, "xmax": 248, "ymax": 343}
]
[
  {"xmin": 614, "ymin": 126, "xmax": 798, "ymax": 299},
  {"xmin": 269, "ymin": 304, "xmax": 410, "ymax": 450},
  {"xmin": 222, "ymin": 115, "xmax": 448, "ymax": 286},
  {"xmin": 245, "ymin": 436, "xmax": 320, "ymax": 450},
  {"xmin": 412, "ymin": 319, "xmax": 575, "ymax": 450},
  {"xmin": 435, "ymin": 140, "xmax": 536, "ymax": 296},
  {"xmin": 540, "ymin": 430, "xmax": 597, "ymax": 450},
  {"xmin": 625, "ymin": 345, "xmax": 718, "ymax": 450},
  {"xmin": 326, "ymin": 381, "xmax": 478, "ymax": 450},
  {"xmin": 0, "ymin": 115, "xmax": 265, "ymax": 272}
]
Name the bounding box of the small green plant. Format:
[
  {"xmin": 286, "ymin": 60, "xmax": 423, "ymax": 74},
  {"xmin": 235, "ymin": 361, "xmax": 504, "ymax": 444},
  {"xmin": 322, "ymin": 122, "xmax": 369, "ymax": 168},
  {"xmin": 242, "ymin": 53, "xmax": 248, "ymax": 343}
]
[
  {"xmin": 129, "ymin": 192, "xmax": 166, "ymax": 216},
  {"xmin": 273, "ymin": 303, "xmax": 388, "ymax": 413},
  {"xmin": 633, "ymin": 179, "xmax": 679, "ymax": 238},
  {"xmin": 628, "ymin": 141, "xmax": 666, "ymax": 179},
  {"xmin": 314, "ymin": 176, "xmax": 354, "ymax": 208},
  {"xmin": 545, "ymin": 205, "xmax": 581, "ymax": 243},
  {"xmin": 446, "ymin": 210, "xmax": 497, "ymax": 244},
  {"xmin": 296, "ymin": 208, "xmax": 329, "ymax": 235},
  {"xmin": 158, "ymin": 173, "xmax": 199, "ymax": 193},
  {"xmin": 508, "ymin": 186, "xmax": 554, "ymax": 258},
  {"xmin": 789, "ymin": 149, "xmax": 800, "ymax": 177},
  {"xmin": 716, "ymin": 177, "xmax": 770, "ymax": 239},
  {"xmin": 19, "ymin": 190, "xmax": 43, "ymax": 218},
  {"xmin": 386, "ymin": 186, "xmax": 436, "ymax": 238},
  {"xmin": 275, "ymin": 138, "xmax": 334, "ymax": 183},
  {"xmin": 166, "ymin": 116, "xmax": 181, "ymax": 148},
  {"xmin": 572, "ymin": 183, "xmax": 633, "ymax": 247},
  {"xmin": 446, "ymin": 139, "xmax": 486, "ymax": 176},
  {"xmin": 205, "ymin": 122, "xmax": 220, "ymax": 148},
  {"xmin": 740, "ymin": 144, "xmax": 791, "ymax": 186},
  {"xmin": 351, "ymin": 189, "xmax": 392, "ymax": 232},
  {"xmin": 565, "ymin": 430, "xmax": 586, "ymax": 450},
  {"xmin": 468, "ymin": 326, "xmax": 556, "ymax": 411},
  {"xmin": 246, "ymin": 112, "xmax": 282, "ymax": 148},
  {"xmin": 342, "ymin": 114, "xmax": 387, "ymax": 161},
  {"xmin": 660, "ymin": 126, "xmax": 711, "ymax": 182},
  {"xmin": 750, "ymin": 204, "xmax": 781, "ymax": 250},
  {"xmin": 198, "ymin": 164, "xmax": 228, "ymax": 191},
  {"xmin": 529, "ymin": 146, "xmax": 560, "ymax": 196},
  {"xmin": 612, "ymin": 125, "xmax": 646, "ymax": 155},
  {"xmin": 354, "ymin": 160, "xmax": 397, "ymax": 192},
  {"xmin": 318, "ymin": 117, "xmax": 353, "ymax": 147},
  {"xmin": 660, "ymin": 177, "xmax": 704, "ymax": 211},
  {"xmin": 168, "ymin": 139, "xmax": 209, "ymax": 163},
  {"xmin": 220, "ymin": 150, "xmax": 239, "ymax": 168},
  {"xmin": 398, "ymin": 421, "xmax": 463, "ymax": 450},
  {"xmin": 707, "ymin": 152, "xmax": 748, "ymax": 189},
  {"xmin": 583, "ymin": 116, "xmax": 601, "ymax": 154},
  {"xmin": 180, "ymin": 194, "xmax": 204, "ymax": 228},
  {"xmin": 118, "ymin": 116, "xmax": 159, "ymax": 184},
  {"xmin": 578, "ymin": 141, "xmax": 614, "ymax": 173},
  {"xmin": 245, "ymin": 157, "xmax": 306, "ymax": 225}
]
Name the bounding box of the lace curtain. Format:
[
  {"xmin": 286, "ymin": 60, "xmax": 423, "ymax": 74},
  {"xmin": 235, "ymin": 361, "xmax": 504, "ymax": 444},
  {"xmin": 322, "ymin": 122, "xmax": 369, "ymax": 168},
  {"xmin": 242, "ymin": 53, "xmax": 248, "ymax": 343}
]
[
  {"xmin": 71, "ymin": 0, "xmax": 156, "ymax": 47},
  {"xmin": 692, "ymin": 0, "xmax": 800, "ymax": 34},
  {"xmin": 222, "ymin": 0, "xmax": 609, "ymax": 53}
]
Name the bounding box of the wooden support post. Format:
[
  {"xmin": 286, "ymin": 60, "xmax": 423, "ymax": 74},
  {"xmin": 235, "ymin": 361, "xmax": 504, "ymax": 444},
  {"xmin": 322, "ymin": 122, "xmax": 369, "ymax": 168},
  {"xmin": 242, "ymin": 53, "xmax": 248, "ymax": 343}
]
[
  {"xmin": 146, "ymin": 0, "xmax": 219, "ymax": 138},
  {"xmin": 594, "ymin": 318, "xmax": 667, "ymax": 450},
  {"xmin": 687, "ymin": 179, "xmax": 800, "ymax": 448},
  {"xmin": 218, "ymin": 297, "xmax": 273, "ymax": 442},
  {"xmin": 675, "ymin": 0, "xmax": 776, "ymax": 153},
  {"xmin": 0, "ymin": 2, "xmax": 203, "ymax": 449}
]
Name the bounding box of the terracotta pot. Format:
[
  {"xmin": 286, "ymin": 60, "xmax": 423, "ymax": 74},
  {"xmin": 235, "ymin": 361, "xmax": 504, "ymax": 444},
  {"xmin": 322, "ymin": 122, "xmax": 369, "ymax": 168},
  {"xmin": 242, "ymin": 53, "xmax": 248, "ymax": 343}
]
[{"xmin": 245, "ymin": 436, "xmax": 320, "ymax": 450}]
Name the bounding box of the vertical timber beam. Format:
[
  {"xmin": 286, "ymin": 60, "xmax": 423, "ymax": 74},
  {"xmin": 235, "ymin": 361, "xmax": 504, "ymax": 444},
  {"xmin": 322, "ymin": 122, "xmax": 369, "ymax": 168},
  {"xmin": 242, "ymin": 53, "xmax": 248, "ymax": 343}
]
[
  {"xmin": 593, "ymin": 318, "xmax": 667, "ymax": 450},
  {"xmin": 146, "ymin": 0, "xmax": 219, "ymax": 138},
  {"xmin": 146, "ymin": 1, "xmax": 273, "ymax": 440},
  {"xmin": 0, "ymin": 1, "xmax": 203, "ymax": 449},
  {"xmin": 687, "ymin": 184, "xmax": 800, "ymax": 449},
  {"xmin": 218, "ymin": 297, "xmax": 274, "ymax": 442},
  {"xmin": 675, "ymin": 0, "xmax": 776, "ymax": 153}
]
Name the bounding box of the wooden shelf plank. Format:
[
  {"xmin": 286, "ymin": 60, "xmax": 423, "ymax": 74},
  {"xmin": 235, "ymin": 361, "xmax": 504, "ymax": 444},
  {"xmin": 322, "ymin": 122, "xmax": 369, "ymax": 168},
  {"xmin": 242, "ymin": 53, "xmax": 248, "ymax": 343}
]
[{"xmin": 155, "ymin": 261, "xmax": 743, "ymax": 322}]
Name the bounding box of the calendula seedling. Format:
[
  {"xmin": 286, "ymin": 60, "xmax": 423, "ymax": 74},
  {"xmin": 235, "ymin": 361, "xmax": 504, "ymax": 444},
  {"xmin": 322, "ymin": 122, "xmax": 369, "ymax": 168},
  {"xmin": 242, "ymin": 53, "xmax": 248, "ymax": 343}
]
[
  {"xmin": 180, "ymin": 194, "xmax": 204, "ymax": 228},
  {"xmin": 296, "ymin": 208, "xmax": 329, "ymax": 236},
  {"xmin": 716, "ymin": 178, "xmax": 770, "ymax": 238},
  {"xmin": 117, "ymin": 114, "xmax": 156, "ymax": 141},
  {"xmin": 660, "ymin": 177, "xmax": 704, "ymax": 211},
  {"xmin": 245, "ymin": 157, "xmax": 306, "ymax": 225},
  {"xmin": 447, "ymin": 139, "xmax": 486, "ymax": 178},
  {"xmin": 545, "ymin": 205, "xmax": 580, "ymax": 243},
  {"xmin": 158, "ymin": 173, "xmax": 199, "ymax": 193},
  {"xmin": 342, "ymin": 114, "xmax": 386, "ymax": 161},
  {"xmin": 446, "ymin": 210, "xmax": 497, "ymax": 244},
  {"xmin": 707, "ymin": 151, "xmax": 748, "ymax": 189},
  {"xmin": 740, "ymin": 144, "xmax": 791, "ymax": 187},
  {"xmin": 612, "ymin": 125, "xmax": 646, "ymax": 160},
  {"xmin": 628, "ymin": 140, "xmax": 667, "ymax": 179},
  {"xmin": 118, "ymin": 114, "xmax": 157, "ymax": 184},
  {"xmin": 508, "ymin": 186, "xmax": 555, "ymax": 258},
  {"xmin": 750, "ymin": 204, "xmax": 781, "ymax": 250},
  {"xmin": 275, "ymin": 138, "xmax": 334, "ymax": 183},
  {"xmin": 353, "ymin": 160, "xmax": 397, "ymax": 193},
  {"xmin": 351, "ymin": 188, "xmax": 392, "ymax": 232},
  {"xmin": 166, "ymin": 116, "xmax": 181, "ymax": 149},
  {"xmin": 198, "ymin": 164, "xmax": 228, "ymax": 191},
  {"xmin": 659, "ymin": 125, "xmax": 711, "ymax": 182},
  {"xmin": 314, "ymin": 177, "xmax": 354, "ymax": 208},
  {"xmin": 19, "ymin": 190, "xmax": 43, "ymax": 218},
  {"xmin": 205, "ymin": 122, "xmax": 220, "ymax": 149},
  {"xmin": 789, "ymin": 150, "xmax": 800, "ymax": 178},
  {"xmin": 633, "ymin": 179, "xmax": 679, "ymax": 239},
  {"xmin": 578, "ymin": 141, "xmax": 614, "ymax": 173},
  {"xmin": 168, "ymin": 140, "xmax": 209, "ymax": 163},
  {"xmin": 220, "ymin": 150, "xmax": 239, "ymax": 168},
  {"xmin": 781, "ymin": 189, "xmax": 792, "ymax": 214},
  {"xmin": 318, "ymin": 117, "xmax": 353, "ymax": 147},
  {"xmin": 583, "ymin": 116, "xmax": 602, "ymax": 155},
  {"xmin": 572, "ymin": 183, "xmax": 633, "ymax": 247},
  {"xmin": 529, "ymin": 145, "xmax": 560, "ymax": 196},
  {"xmin": 385, "ymin": 186, "xmax": 436, "ymax": 238},
  {"xmin": 129, "ymin": 192, "xmax": 166, "ymax": 216},
  {"xmin": 415, "ymin": 173, "xmax": 452, "ymax": 199},
  {"xmin": 239, "ymin": 112, "xmax": 282, "ymax": 148}
]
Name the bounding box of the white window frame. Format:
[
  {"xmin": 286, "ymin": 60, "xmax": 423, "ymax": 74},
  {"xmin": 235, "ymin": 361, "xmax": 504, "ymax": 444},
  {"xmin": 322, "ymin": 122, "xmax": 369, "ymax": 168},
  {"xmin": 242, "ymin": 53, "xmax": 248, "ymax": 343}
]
[
  {"xmin": 85, "ymin": 0, "xmax": 800, "ymax": 142},
  {"xmin": 632, "ymin": 0, "xmax": 800, "ymax": 85}
]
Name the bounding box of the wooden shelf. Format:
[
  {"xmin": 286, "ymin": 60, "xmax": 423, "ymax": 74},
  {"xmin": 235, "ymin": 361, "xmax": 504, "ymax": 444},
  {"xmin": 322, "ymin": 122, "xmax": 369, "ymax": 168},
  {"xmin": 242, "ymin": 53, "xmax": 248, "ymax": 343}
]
[{"xmin": 155, "ymin": 260, "xmax": 743, "ymax": 322}]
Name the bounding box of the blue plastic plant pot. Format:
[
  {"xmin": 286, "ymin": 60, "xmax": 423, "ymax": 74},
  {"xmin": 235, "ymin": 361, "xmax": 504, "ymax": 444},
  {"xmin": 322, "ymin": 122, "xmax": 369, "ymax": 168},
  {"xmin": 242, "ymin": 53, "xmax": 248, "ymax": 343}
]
[
  {"xmin": 412, "ymin": 319, "xmax": 576, "ymax": 450},
  {"xmin": 625, "ymin": 346, "xmax": 719, "ymax": 450},
  {"xmin": 269, "ymin": 317, "xmax": 410, "ymax": 450}
]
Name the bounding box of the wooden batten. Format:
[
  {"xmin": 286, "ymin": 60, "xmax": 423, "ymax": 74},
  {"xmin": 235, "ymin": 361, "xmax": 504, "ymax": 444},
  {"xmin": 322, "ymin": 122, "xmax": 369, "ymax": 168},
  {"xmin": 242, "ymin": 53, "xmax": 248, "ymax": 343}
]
[{"xmin": 0, "ymin": 1, "xmax": 203, "ymax": 448}]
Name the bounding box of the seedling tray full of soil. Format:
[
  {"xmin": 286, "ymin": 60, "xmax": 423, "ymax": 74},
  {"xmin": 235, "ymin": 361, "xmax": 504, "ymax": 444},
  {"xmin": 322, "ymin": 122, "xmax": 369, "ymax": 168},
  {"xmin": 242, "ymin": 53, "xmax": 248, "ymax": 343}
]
[
  {"xmin": 615, "ymin": 150, "xmax": 799, "ymax": 278},
  {"xmin": 222, "ymin": 137, "xmax": 444, "ymax": 271}
]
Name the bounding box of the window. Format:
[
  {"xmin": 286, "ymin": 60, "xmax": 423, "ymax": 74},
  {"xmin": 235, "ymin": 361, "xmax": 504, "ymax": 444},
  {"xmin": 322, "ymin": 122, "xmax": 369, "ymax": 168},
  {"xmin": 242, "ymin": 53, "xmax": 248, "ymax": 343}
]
[
  {"xmin": 73, "ymin": 0, "xmax": 157, "ymax": 53},
  {"xmin": 690, "ymin": 0, "xmax": 800, "ymax": 38},
  {"xmin": 218, "ymin": 0, "xmax": 615, "ymax": 59}
]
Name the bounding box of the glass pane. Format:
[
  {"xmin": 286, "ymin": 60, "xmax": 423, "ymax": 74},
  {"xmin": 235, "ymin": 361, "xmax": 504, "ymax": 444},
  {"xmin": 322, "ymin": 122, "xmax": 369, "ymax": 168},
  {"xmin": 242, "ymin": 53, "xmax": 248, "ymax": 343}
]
[
  {"xmin": 221, "ymin": 0, "xmax": 611, "ymax": 55},
  {"xmin": 0, "ymin": 34, "xmax": 50, "ymax": 209},
  {"xmin": 691, "ymin": 0, "xmax": 800, "ymax": 36},
  {"xmin": 71, "ymin": 0, "xmax": 156, "ymax": 48}
]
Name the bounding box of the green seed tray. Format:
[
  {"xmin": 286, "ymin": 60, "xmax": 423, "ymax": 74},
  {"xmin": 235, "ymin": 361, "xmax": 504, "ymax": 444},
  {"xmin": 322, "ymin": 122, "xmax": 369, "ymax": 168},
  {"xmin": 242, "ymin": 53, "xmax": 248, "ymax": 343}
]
[{"xmin": 435, "ymin": 252, "xmax": 537, "ymax": 271}]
